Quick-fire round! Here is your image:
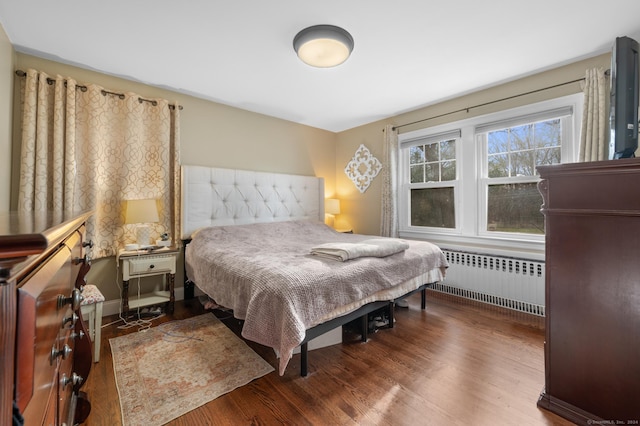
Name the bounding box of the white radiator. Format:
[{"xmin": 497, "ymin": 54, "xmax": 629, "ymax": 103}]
[{"xmin": 433, "ymin": 250, "xmax": 546, "ymax": 316}]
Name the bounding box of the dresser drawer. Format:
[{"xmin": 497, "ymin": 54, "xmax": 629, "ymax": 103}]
[{"xmin": 125, "ymin": 255, "xmax": 176, "ymax": 277}]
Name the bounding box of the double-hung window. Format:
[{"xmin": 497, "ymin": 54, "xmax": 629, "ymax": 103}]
[
  {"xmin": 477, "ymin": 107, "xmax": 573, "ymax": 237},
  {"xmin": 398, "ymin": 94, "xmax": 582, "ymax": 254},
  {"xmin": 403, "ymin": 130, "xmax": 460, "ymax": 230}
]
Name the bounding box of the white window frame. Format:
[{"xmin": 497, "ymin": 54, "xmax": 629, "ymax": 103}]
[
  {"xmin": 400, "ymin": 129, "xmax": 461, "ymax": 234},
  {"xmin": 477, "ymin": 105, "xmax": 575, "ymax": 241},
  {"xmin": 398, "ymin": 93, "xmax": 583, "ymax": 259}
]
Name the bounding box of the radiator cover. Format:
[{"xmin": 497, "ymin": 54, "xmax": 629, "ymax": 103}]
[{"xmin": 435, "ymin": 250, "xmax": 545, "ymax": 316}]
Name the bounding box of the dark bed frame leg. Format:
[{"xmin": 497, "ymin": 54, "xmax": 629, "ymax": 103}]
[
  {"xmin": 421, "ymin": 288, "xmax": 426, "ymax": 309},
  {"xmin": 361, "ymin": 315, "xmax": 368, "ymax": 342},
  {"xmin": 301, "ymin": 342, "xmax": 308, "ymax": 376},
  {"xmin": 389, "ymin": 301, "xmax": 395, "ymax": 328}
]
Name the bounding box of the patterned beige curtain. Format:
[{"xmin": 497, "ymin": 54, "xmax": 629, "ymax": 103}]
[
  {"xmin": 578, "ymin": 67, "xmax": 608, "ymax": 162},
  {"xmin": 18, "ymin": 68, "xmax": 181, "ymax": 258},
  {"xmin": 18, "ymin": 70, "xmax": 77, "ymax": 212},
  {"xmin": 380, "ymin": 124, "xmax": 399, "ymax": 237}
]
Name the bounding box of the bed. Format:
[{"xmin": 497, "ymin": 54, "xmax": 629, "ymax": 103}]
[{"xmin": 181, "ymin": 165, "xmax": 448, "ymax": 375}]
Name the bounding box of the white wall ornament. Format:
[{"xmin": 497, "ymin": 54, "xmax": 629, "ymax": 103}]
[{"xmin": 344, "ymin": 144, "xmax": 382, "ymax": 193}]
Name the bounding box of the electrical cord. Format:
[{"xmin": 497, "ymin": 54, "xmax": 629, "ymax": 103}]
[{"xmin": 113, "ymin": 247, "xmax": 163, "ymax": 332}]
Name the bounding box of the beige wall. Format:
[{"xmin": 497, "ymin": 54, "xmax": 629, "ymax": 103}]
[
  {"xmin": 11, "ymin": 53, "xmax": 337, "ymax": 300},
  {"xmin": 335, "ymin": 53, "xmax": 612, "ymax": 236},
  {"xmin": 0, "ymin": 24, "xmax": 14, "ymax": 211}
]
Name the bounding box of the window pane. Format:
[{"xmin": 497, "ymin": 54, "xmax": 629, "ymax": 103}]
[
  {"xmin": 534, "ymin": 119, "xmax": 561, "ymax": 147},
  {"xmin": 511, "ymin": 151, "xmax": 536, "ymax": 176},
  {"xmin": 535, "ymin": 147, "xmax": 561, "ymax": 166},
  {"xmin": 424, "ymin": 144, "xmax": 439, "ymax": 162},
  {"xmin": 410, "ymin": 145, "xmax": 424, "ymax": 164},
  {"xmin": 511, "ymin": 125, "xmax": 532, "ymax": 150},
  {"xmin": 410, "ymin": 165, "xmax": 424, "ymax": 183},
  {"xmin": 488, "ymin": 154, "xmax": 509, "ymax": 178},
  {"xmin": 411, "ymin": 187, "xmax": 455, "ymax": 228},
  {"xmin": 425, "ymin": 163, "xmax": 439, "ymax": 181},
  {"xmin": 441, "ymin": 160, "xmax": 456, "ymax": 181},
  {"xmin": 488, "ymin": 130, "xmax": 509, "ymax": 154},
  {"xmin": 441, "ymin": 139, "xmax": 456, "ymax": 160},
  {"xmin": 487, "ymin": 183, "xmax": 544, "ymax": 234}
]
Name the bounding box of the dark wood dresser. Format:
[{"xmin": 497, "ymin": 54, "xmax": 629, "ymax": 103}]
[
  {"xmin": 537, "ymin": 159, "xmax": 640, "ymax": 424},
  {"xmin": 1, "ymin": 211, "xmax": 93, "ymax": 425}
]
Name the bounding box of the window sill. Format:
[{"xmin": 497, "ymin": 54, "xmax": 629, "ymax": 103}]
[{"xmin": 399, "ymin": 230, "xmax": 545, "ymax": 261}]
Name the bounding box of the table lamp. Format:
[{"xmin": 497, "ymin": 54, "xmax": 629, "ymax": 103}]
[
  {"xmin": 125, "ymin": 198, "xmax": 159, "ymax": 248},
  {"xmin": 325, "ymin": 198, "xmax": 340, "ymax": 228}
]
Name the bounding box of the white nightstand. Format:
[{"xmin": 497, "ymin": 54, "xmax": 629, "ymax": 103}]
[{"xmin": 117, "ymin": 247, "xmax": 178, "ymax": 317}]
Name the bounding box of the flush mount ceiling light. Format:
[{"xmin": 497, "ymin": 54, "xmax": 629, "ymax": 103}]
[{"xmin": 293, "ymin": 25, "xmax": 354, "ymax": 68}]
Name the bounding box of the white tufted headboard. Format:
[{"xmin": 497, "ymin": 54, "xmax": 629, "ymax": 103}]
[{"xmin": 181, "ymin": 165, "xmax": 325, "ymax": 239}]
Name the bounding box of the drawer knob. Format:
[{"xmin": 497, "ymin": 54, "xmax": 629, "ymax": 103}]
[
  {"xmin": 58, "ymin": 288, "xmax": 83, "ymax": 310},
  {"xmin": 62, "ymin": 313, "xmax": 79, "ymax": 329},
  {"xmin": 73, "ymin": 254, "xmax": 91, "ymax": 265},
  {"xmin": 149, "ymin": 264, "xmax": 155, "ymax": 269},
  {"xmin": 83, "ymin": 240, "xmax": 94, "ymax": 249},
  {"xmin": 51, "ymin": 344, "xmax": 73, "ymax": 364},
  {"xmin": 61, "ymin": 372, "xmax": 83, "ymax": 389}
]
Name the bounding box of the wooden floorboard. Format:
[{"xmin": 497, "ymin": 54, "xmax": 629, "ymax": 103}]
[{"xmin": 81, "ymin": 291, "xmax": 573, "ymax": 425}]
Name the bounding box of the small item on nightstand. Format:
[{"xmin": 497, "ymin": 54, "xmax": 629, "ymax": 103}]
[{"xmin": 157, "ymin": 232, "xmax": 171, "ymax": 247}]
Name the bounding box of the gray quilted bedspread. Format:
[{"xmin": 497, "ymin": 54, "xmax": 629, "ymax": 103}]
[{"xmin": 185, "ymin": 220, "xmax": 448, "ymax": 375}]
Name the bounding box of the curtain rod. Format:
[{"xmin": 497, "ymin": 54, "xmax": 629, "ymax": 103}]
[
  {"xmin": 15, "ymin": 69, "xmax": 183, "ymax": 110},
  {"xmin": 391, "ymin": 72, "xmax": 609, "ymax": 132}
]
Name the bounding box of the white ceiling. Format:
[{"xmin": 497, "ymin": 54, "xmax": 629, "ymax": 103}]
[{"xmin": 2, "ymin": 1, "xmax": 640, "ymax": 132}]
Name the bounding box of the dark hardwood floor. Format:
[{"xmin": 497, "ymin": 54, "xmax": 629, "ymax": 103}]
[{"xmin": 82, "ymin": 291, "xmax": 573, "ymax": 425}]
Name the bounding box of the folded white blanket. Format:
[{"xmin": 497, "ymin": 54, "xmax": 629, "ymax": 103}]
[{"xmin": 310, "ymin": 238, "xmax": 410, "ymax": 262}]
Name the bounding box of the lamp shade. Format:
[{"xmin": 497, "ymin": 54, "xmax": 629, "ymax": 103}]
[
  {"xmin": 293, "ymin": 25, "xmax": 354, "ymax": 68},
  {"xmin": 325, "ymin": 198, "xmax": 341, "ymax": 215},
  {"xmin": 125, "ymin": 199, "xmax": 159, "ymax": 224}
]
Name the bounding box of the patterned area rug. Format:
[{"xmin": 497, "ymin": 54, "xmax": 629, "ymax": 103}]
[{"xmin": 110, "ymin": 313, "xmax": 274, "ymax": 425}]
